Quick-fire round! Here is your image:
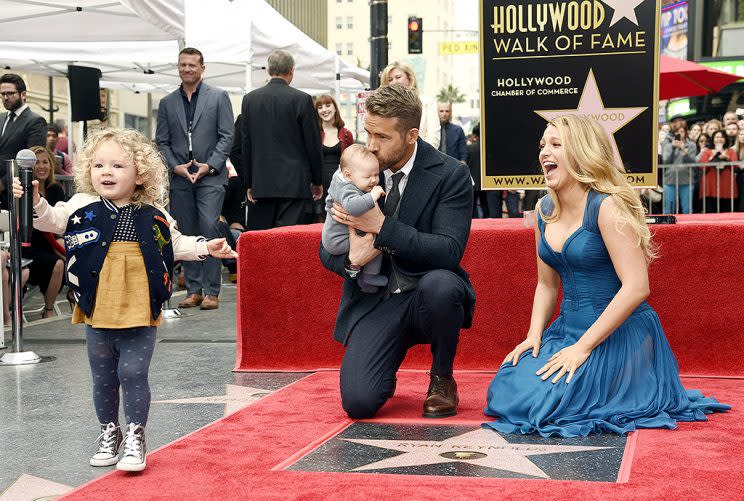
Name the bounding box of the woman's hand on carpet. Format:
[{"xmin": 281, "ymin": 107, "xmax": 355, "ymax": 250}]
[
  {"xmin": 536, "ymin": 343, "xmax": 591, "ymax": 384},
  {"xmin": 502, "ymin": 335, "xmax": 541, "ymax": 367}
]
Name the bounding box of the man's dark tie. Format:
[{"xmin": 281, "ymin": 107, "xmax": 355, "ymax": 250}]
[
  {"xmin": 383, "ymin": 171, "xmax": 404, "ymax": 217},
  {"xmin": 439, "ymin": 124, "xmax": 447, "ymax": 154},
  {"xmin": 382, "ymin": 171, "xmax": 405, "ymax": 298},
  {"xmin": 2, "ymin": 112, "xmax": 15, "ymax": 137}
]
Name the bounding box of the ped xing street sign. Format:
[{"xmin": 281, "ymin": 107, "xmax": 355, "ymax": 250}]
[{"xmin": 439, "ymin": 41, "xmax": 479, "ymax": 55}]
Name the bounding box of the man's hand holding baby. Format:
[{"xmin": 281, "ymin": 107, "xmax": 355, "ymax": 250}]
[{"xmin": 331, "ymin": 202, "xmax": 385, "ymax": 235}]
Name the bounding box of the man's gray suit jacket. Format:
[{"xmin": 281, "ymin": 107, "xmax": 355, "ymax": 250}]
[{"xmin": 156, "ymin": 81, "xmax": 234, "ymax": 190}]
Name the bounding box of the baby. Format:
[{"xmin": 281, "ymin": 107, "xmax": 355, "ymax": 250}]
[{"xmin": 322, "ymin": 144, "xmax": 388, "ymax": 293}]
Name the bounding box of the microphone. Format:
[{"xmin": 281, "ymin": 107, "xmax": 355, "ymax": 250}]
[{"xmin": 16, "ymin": 149, "xmax": 36, "ymax": 246}]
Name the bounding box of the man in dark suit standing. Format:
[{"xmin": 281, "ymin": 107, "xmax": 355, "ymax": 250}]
[
  {"xmin": 240, "ymin": 49, "xmax": 323, "ymax": 229},
  {"xmin": 437, "ymin": 101, "xmax": 467, "ymax": 163},
  {"xmin": 467, "ymin": 124, "xmax": 490, "ymax": 218},
  {"xmin": 320, "ymin": 85, "xmax": 475, "ymax": 419},
  {"xmin": 156, "ymin": 48, "xmax": 234, "ymax": 310},
  {"xmin": 0, "ymin": 73, "xmax": 47, "ymax": 199}
]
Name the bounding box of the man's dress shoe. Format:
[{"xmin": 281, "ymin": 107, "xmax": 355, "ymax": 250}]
[{"xmin": 422, "ymin": 374, "xmax": 458, "ymax": 418}]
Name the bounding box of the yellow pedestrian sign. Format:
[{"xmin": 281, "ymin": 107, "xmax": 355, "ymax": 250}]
[{"xmin": 439, "ymin": 41, "xmax": 479, "ymax": 55}]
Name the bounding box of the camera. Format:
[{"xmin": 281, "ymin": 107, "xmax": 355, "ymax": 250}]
[{"xmin": 674, "ymin": 133, "xmax": 681, "ymax": 141}]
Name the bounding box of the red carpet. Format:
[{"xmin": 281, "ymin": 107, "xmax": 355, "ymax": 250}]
[
  {"xmin": 236, "ymin": 217, "xmax": 744, "ymax": 375},
  {"xmin": 62, "ymin": 371, "xmax": 742, "ymax": 500}
]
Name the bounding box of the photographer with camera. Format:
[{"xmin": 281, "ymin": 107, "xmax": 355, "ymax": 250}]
[{"xmin": 662, "ymin": 124, "xmax": 697, "ymax": 214}]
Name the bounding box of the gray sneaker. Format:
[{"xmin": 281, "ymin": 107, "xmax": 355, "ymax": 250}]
[
  {"xmin": 116, "ymin": 423, "xmax": 146, "ymax": 472},
  {"xmin": 90, "ymin": 422, "xmax": 122, "ymax": 467}
]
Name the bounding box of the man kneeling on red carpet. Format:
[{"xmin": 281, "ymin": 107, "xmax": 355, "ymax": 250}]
[{"xmin": 320, "ymin": 84, "xmax": 476, "ymax": 419}]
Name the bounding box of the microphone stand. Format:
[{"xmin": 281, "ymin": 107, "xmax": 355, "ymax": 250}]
[{"xmin": 0, "ymin": 159, "xmax": 40, "ymax": 365}]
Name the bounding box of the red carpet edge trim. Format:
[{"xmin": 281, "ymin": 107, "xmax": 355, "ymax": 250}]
[
  {"xmin": 616, "ymin": 431, "xmax": 638, "ymax": 483},
  {"xmin": 232, "ymin": 367, "xmax": 744, "ymax": 380},
  {"xmin": 271, "ymin": 420, "xmax": 354, "ymax": 471}
]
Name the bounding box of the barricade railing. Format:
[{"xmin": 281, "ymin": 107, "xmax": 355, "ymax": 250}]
[
  {"xmin": 55, "ymin": 174, "xmax": 75, "ymax": 199},
  {"xmin": 651, "ymin": 161, "xmax": 744, "ymax": 214}
]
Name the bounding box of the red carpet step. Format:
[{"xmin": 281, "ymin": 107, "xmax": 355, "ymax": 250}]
[
  {"xmin": 236, "ymin": 216, "xmax": 744, "ymax": 375},
  {"xmin": 62, "ymin": 371, "xmax": 742, "ymax": 500}
]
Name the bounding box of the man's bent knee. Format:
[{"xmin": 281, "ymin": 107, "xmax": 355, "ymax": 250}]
[
  {"xmin": 416, "ymin": 270, "xmax": 465, "ymax": 308},
  {"xmin": 341, "ymin": 386, "xmax": 388, "ymax": 419}
]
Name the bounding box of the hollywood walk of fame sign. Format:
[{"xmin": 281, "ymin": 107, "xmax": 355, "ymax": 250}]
[
  {"xmin": 286, "ymin": 423, "xmax": 629, "ymax": 482},
  {"xmin": 479, "ymin": 0, "xmax": 660, "ymax": 188}
]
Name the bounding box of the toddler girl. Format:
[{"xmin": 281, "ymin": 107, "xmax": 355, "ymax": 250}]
[{"xmin": 13, "ymin": 128, "xmax": 237, "ymax": 472}]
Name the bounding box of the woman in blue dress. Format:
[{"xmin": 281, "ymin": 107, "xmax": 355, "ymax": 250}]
[{"xmin": 483, "ymin": 115, "xmax": 730, "ymax": 438}]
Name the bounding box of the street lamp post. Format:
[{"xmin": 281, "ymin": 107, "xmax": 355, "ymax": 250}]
[{"xmin": 370, "ymin": 0, "xmax": 388, "ymax": 89}]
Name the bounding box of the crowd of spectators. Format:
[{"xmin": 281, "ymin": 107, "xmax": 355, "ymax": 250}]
[{"xmin": 657, "ymin": 111, "xmax": 744, "ymax": 213}]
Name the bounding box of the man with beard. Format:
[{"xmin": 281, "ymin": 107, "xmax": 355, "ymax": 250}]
[
  {"xmin": 0, "ymin": 73, "xmax": 47, "ymax": 202},
  {"xmin": 320, "ymin": 84, "xmax": 475, "ymax": 419}
]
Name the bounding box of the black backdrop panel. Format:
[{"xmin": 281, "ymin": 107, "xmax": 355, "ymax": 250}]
[{"xmin": 68, "ymin": 65, "xmax": 102, "ymax": 122}]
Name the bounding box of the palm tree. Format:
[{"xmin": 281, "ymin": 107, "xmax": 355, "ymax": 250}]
[{"xmin": 437, "ymin": 84, "xmax": 466, "ymax": 104}]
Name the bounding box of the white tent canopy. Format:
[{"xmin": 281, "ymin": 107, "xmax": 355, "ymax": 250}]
[
  {"xmin": 0, "ymin": 0, "xmax": 182, "ymax": 41},
  {"xmin": 0, "ymin": 0, "xmax": 369, "ymax": 94}
]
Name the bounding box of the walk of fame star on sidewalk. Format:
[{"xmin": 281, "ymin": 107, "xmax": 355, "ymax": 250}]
[
  {"xmin": 0, "ymin": 474, "xmax": 71, "ymax": 501},
  {"xmin": 343, "ymin": 428, "xmax": 612, "ymax": 479},
  {"xmin": 535, "ymin": 69, "xmax": 646, "ymax": 167},
  {"xmin": 153, "ymin": 384, "xmax": 271, "ymax": 416}
]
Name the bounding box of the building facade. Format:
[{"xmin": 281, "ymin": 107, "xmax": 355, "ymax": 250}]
[
  {"xmin": 266, "ymin": 0, "xmax": 328, "ymax": 46},
  {"xmin": 664, "ymin": 0, "xmax": 744, "ymax": 121},
  {"xmin": 326, "ymin": 0, "xmax": 481, "ymax": 133}
]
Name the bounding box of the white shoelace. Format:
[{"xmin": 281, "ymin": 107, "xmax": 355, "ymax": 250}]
[
  {"xmin": 94, "ymin": 423, "xmax": 119, "ymax": 455},
  {"xmin": 121, "ymin": 424, "xmax": 143, "ymax": 459}
]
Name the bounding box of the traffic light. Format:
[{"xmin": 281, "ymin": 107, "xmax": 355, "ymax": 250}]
[{"xmin": 408, "ymin": 16, "xmax": 422, "ymax": 54}]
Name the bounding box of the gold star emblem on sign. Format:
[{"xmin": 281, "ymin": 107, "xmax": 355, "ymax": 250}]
[
  {"xmin": 602, "ymin": 0, "xmax": 648, "ymax": 27},
  {"xmin": 534, "ymin": 69, "xmax": 647, "ymax": 168}
]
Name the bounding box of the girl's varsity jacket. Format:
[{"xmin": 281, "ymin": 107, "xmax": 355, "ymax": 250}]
[{"xmin": 32, "ymin": 193, "xmax": 210, "ymax": 321}]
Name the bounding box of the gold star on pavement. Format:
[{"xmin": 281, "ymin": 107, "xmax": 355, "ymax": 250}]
[
  {"xmin": 342, "ymin": 428, "xmax": 613, "ymax": 478},
  {"xmin": 602, "ymin": 0, "xmax": 647, "ymax": 27},
  {"xmin": 535, "ymin": 69, "xmax": 646, "ymax": 167},
  {"xmin": 153, "ymin": 384, "xmax": 271, "ymax": 416}
]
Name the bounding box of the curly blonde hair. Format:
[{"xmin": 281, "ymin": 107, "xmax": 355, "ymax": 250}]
[
  {"xmin": 74, "ymin": 128, "xmax": 168, "ymax": 207},
  {"xmin": 539, "ymin": 115, "xmax": 656, "ymax": 262}
]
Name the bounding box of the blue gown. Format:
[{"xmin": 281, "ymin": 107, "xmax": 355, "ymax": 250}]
[{"xmin": 483, "ymin": 191, "xmax": 730, "ymax": 437}]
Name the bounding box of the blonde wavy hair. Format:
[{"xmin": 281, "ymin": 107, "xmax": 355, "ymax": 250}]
[
  {"xmin": 74, "ymin": 128, "xmax": 168, "ymax": 207},
  {"xmin": 29, "ymin": 145, "xmax": 57, "ymax": 188},
  {"xmin": 379, "ymin": 61, "xmax": 419, "ymax": 96},
  {"xmin": 539, "ymin": 115, "xmax": 656, "ymax": 262}
]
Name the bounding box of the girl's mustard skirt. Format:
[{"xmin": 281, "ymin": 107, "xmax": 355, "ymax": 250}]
[{"xmin": 73, "ymin": 242, "xmax": 161, "ymax": 328}]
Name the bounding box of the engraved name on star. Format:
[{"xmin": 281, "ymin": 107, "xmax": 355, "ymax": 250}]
[
  {"xmin": 342, "ymin": 428, "xmax": 612, "ymax": 478},
  {"xmin": 602, "ymin": 0, "xmax": 647, "ymax": 27},
  {"xmin": 535, "ymin": 69, "xmax": 647, "ymax": 167}
]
